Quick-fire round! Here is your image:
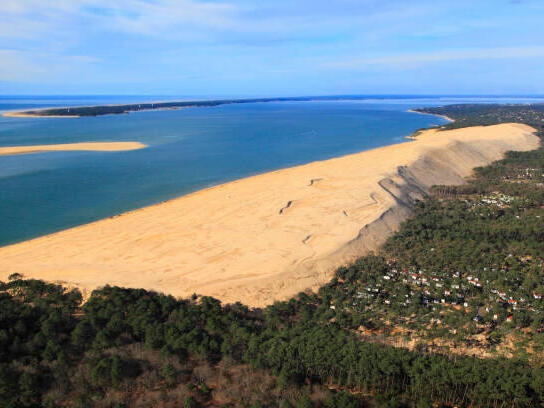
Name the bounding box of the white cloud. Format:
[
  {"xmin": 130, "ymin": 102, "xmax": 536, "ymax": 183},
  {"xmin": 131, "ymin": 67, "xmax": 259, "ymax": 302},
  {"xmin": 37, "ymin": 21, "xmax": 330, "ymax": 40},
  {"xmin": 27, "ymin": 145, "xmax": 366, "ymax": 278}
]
[
  {"xmin": 325, "ymin": 46, "xmax": 544, "ymax": 69},
  {"xmin": 0, "ymin": 0, "xmax": 239, "ymax": 39},
  {"xmin": 0, "ymin": 49, "xmax": 100, "ymax": 81}
]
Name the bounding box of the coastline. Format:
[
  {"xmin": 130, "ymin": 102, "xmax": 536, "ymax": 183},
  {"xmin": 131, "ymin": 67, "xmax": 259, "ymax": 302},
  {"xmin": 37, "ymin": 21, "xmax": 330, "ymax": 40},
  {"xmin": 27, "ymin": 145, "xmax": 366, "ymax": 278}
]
[
  {"xmin": 406, "ymin": 109, "xmax": 455, "ymax": 124},
  {"xmin": 0, "ymin": 123, "xmax": 538, "ymax": 306},
  {"xmin": 0, "ymin": 142, "xmax": 147, "ymax": 156},
  {"xmin": 3, "ymin": 111, "xmax": 79, "ymax": 118},
  {"xmin": 1, "ymin": 96, "xmax": 458, "ymax": 118}
]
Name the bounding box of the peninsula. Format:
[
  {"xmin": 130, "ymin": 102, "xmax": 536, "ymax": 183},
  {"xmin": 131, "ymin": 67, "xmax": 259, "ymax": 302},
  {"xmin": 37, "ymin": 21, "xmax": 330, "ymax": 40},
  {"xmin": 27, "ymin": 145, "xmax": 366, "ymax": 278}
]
[
  {"xmin": 3, "ymin": 95, "xmax": 425, "ymax": 117},
  {"xmin": 0, "ymin": 122, "xmax": 537, "ymax": 305}
]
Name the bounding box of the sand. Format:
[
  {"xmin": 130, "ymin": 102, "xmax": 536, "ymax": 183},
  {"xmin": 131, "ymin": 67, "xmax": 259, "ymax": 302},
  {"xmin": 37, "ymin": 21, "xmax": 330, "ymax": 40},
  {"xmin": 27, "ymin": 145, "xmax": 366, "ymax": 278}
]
[
  {"xmin": 0, "ymin": 142, "xmax": 147, "ymax": 156},
  {"xmin": 3, "ymin": 111, "xmax": 79, "ymax": 118},
  {"xmin": 407, "ymin": 109, "xmax": 454, "ymax": 122},
  {"xmin": 0, "ymin": 123, "xmax": 538, "ymax": 306}
]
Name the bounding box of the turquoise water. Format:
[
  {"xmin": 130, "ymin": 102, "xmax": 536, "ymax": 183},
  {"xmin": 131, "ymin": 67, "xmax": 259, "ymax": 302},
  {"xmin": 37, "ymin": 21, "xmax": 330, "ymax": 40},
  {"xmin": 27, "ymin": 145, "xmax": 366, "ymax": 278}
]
[{"xmin": 0, "ymin": 95, "xmax": 542, "ymax": 246}]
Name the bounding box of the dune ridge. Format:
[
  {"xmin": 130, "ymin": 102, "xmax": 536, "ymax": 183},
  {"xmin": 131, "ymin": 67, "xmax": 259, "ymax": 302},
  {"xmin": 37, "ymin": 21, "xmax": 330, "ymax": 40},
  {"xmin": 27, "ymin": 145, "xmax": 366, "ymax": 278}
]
[
  {"xmin": 0, "ymin": 123, "xmax": 538, "ymax": 306},
  {"xmin": 0, "ymin": 142, "xmax": 147, "ymax": 156}
]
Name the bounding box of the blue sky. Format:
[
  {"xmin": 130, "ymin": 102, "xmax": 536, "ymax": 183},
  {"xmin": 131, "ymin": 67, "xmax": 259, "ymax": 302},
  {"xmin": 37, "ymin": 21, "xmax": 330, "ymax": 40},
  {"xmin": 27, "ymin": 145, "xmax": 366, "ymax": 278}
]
[{"xmin": 1, "ymin": 0, "xmax": 543, "ymax": 95}]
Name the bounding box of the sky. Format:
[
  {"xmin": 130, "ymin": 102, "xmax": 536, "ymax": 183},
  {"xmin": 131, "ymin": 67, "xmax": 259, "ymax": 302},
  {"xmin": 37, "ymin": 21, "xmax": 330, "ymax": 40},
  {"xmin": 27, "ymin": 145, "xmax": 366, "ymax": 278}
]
[{"xmin": 1, "ymin": 0, "xmax": 544, "ymax": 96}]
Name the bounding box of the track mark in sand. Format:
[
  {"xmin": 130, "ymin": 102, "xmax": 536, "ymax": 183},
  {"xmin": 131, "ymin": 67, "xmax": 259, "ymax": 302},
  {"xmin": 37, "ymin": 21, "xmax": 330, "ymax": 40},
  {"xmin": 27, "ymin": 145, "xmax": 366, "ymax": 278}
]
[
  {"xmin": 279, "ymin": 200, "xmax": 293, "ymax": 215},
  {"xmin": 308, "ymin": 178, "xmax": 323, "ymax": 186},
  {"xmin": 302, "ymin": 234, "xmax": 312, "ymax": 244}
]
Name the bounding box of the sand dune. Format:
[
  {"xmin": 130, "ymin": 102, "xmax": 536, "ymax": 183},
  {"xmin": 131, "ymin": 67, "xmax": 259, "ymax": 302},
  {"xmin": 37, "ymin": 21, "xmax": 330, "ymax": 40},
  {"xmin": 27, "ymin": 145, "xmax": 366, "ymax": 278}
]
[
  {"xmin": 0, "ymin": 124, "xmax": 538, "ymax": 306},
  {"xmin": 0, "ymin": 142, "xmax": 147, "ymax": 156}
]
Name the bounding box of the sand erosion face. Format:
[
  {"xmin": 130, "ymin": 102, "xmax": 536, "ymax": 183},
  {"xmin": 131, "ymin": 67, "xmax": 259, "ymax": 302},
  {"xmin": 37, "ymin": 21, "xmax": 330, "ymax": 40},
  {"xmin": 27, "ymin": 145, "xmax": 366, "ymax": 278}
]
[{"xmin": 0, "ymin": 124, "xmax": 538, "ymax": 306}]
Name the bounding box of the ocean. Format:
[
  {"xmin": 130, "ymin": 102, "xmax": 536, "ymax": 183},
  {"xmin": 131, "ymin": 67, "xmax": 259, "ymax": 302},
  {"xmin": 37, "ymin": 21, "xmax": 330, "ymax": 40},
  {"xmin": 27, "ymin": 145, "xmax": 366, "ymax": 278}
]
[{"xmin": 1, "ymin": 95, "xmax": 542, "ymax": 246}]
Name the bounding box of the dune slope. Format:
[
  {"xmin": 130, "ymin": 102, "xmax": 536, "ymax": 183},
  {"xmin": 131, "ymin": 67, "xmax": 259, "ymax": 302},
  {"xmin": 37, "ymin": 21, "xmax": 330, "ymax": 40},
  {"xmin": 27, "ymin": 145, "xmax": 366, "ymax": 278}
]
[{"xmin": 0, "ymin": 123, "xmax": 538, "ymax": 306}]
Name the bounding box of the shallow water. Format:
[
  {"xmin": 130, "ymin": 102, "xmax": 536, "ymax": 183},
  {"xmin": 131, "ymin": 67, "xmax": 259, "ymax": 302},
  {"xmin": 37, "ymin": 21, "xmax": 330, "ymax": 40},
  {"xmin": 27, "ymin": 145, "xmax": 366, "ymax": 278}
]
[{"xmin": 0, "ymin": 95, "xmax": 542, "ymax": 246}]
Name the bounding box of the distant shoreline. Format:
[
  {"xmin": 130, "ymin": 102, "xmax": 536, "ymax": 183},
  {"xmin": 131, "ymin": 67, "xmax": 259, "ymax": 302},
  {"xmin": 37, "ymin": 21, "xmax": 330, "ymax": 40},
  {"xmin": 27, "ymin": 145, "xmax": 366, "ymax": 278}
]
[
  {"xmin": 0, "ymin": 96, "xmax": 453, "ymax": 118},
  {"xmin": 406, "ymin": 108, "xmax": 454, "ymax": 123},
  {"xmin": 405, "ymin": 109, "xmax": 454, "ymax": 139},
  {"xmin": 3, "ymin": 111, "xmax": 79, "ymax": 118},
  {"xmin": 0, "ymin": 142, "xmax": 147, "ymax": 156},
  {"xmin": 1, "ymin": 96, "xmax": 347, "ymax": 118}
]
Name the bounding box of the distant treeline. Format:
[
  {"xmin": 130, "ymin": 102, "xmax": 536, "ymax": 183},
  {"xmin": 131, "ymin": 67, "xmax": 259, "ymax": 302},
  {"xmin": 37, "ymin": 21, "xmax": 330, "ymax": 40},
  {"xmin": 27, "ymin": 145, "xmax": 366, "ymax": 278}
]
[
  {"xmin": 16, "ymin": 95, "xmax": 486, "ymax": 117},
  {"xmin": 19, "ymin": 95, "xmax": 401, "ymax": 117},
  {"xmin": 415, "ymin": 103, "xmax": 544, "ymax": 130}
]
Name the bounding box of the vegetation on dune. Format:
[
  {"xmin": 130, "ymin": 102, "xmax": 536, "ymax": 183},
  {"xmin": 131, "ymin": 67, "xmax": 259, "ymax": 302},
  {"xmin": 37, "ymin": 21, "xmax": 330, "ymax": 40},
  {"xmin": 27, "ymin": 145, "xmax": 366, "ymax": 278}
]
[
  {"xmin": 3, "ymin": 103, "xmax": 544, "ymax": 407},
  {"xmin": 414, "ymin": 103, "xmax": 544, "ymax": 130}
]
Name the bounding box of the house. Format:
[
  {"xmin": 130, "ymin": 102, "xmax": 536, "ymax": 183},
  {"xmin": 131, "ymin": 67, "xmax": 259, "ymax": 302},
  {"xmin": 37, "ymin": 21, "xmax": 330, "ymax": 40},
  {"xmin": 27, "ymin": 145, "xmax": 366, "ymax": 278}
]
[
  {"xmin": 507, "ymin": 315, "xmax": 513, "ymax": 322},
  {"xmin": 534, "ymin": 293, "xmax": 542, "ymax": 300},
  {"xmin": 508, "ymin": 299, "xmax": 518, "ymax": 306}
]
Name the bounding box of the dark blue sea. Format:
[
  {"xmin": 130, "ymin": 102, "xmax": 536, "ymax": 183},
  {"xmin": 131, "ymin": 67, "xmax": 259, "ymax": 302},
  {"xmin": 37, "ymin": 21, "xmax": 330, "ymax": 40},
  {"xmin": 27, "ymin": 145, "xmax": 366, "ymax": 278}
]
[{"xmin": 1, "ymin": 95, "xmax": 543, "ymax": 246}]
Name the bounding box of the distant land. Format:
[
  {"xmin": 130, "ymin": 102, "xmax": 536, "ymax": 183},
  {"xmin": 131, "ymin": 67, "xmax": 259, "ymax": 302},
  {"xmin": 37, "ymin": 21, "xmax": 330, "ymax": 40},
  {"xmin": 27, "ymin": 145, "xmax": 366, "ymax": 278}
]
[
  {"xmin": 2, "ymin": 95, "xmax": 401, "ymax": 117},
  {"xmin": 7, "ymin": 95, "xmax": 544, "ymax": 118}
]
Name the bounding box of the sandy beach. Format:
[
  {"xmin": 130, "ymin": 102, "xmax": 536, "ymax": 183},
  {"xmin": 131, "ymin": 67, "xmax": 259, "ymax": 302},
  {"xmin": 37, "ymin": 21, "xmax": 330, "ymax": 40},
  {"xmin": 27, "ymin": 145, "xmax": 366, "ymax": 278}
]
[
  {"xmin": 406, "ymin": 109, "xmax": 454, "ymax": 123},
  {"xmin": 0, "ymin": 142, "xmax": 147, "ymax": 156},
  {"xmin": 0, "ymin": 123, "xmax": 538, "ymax": 306},
  {"xmin": 3, "ymin": 111, "xmax": 79, "ymax": 118}
]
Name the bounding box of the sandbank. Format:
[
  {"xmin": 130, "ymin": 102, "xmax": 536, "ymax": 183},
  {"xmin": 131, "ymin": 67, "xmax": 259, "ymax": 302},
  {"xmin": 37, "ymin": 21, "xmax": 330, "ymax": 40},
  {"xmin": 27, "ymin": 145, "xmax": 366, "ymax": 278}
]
[
  {"xmin": 0, "ymin": 123, "xmax": 538, "ymax": 306},
  {"xmin": 3, "ymin": 111, "xmax": 79, "ymax": 118},
  {"xmin": 0, "ymin": 142, "xmax": 147, "ymax": 156}
]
